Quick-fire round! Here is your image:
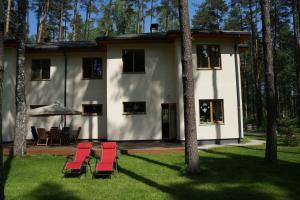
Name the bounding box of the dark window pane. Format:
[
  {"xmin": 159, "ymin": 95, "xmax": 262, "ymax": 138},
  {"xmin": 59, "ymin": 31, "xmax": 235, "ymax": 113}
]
[
  {"xmin": 134, "ymin": 50, "xmax": 145, "ymax": 72},
  {"xmin": 123, "ymin": 50, "xmax": 134, "ymax": 72},
  {"xmin": 31, "ymin": 59, "xmax": 50, "ymax": 80},
  {"xmin": 210, "ymin": 46, "xmax": 220, "ymax": 68},
  {"xmin": 31, "ymin": 60, "xmax": 41, "ymax": 80},
  {"xmin": 123, "ymin": 102, "xmax": 146, "ymax": 114},
  {"xmin": 41, "ymin": 60, "xmax": 50, "ymax": 79},
  {"xmin": 197, "ymin": 45, "xmax": 209, "ymax": 68},
  {"xmin": 199, "ymin": 100, "xmax": 211, "ymax": 123},
  {"xmin": 82, "ymin": 58, "xmax": 102, "ymax": 79},
  {"xmin": 83, "ymin": 104, "xmax": 102, "ymax": 115},
  {"xmin": 213, "ymin": 100, "xmax": 223, "ymax": 122}
]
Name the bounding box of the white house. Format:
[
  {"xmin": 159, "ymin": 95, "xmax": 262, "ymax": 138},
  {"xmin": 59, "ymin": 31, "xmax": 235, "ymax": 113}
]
[{"xmin": 2, "ymin": 30, "xmax": 250, "ymax": 144}]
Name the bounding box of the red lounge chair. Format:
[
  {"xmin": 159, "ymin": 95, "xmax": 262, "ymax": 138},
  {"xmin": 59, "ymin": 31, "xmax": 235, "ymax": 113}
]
[
  {"xmin": 94, "ymin": 142, "xmax": 118, "ymax": 177},
  {"xmin": 63, "ymin": 142, "xmax": 92, "ymax": 176}
]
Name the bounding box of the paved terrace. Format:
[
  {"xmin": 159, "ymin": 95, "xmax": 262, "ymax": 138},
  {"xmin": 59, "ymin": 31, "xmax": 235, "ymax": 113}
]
[{"xmin": 3, "ymin": 139, "xmax": 265, "ymax": 156}]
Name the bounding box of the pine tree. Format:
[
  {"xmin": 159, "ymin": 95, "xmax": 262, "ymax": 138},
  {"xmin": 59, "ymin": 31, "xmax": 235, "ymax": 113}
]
[
  {"xmin": 260, "ymin": 0, "xmax": 277, "ymax": 162},
  {"xmin": 5, "ymin": 0, "xmax": 12, "ymax": 34},
  {"xmin": 14, "ymin": 0, "xmax": 28, "ymax": 157},
  {"xmin": 179, "ymin": 0, "xmax": 200, "ymax": 174},
  {"xmin": 156, "ymin": 0, "xmax": 179, "ymax": 31},
  {"xmin": 192, "ymin": 0, "xmax": 228, "ymax": 30},
  {"xmin": 0, "ymin": 0, "xmax": 5, "ymax": 198},
  {"xmin": 35, "ymin": 0, "xmax": 50, "ymax": 42}
]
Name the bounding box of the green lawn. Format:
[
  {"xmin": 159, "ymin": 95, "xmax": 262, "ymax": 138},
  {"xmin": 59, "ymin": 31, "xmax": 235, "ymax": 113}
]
[{"xmin": 3, "ymin": 143, "xmax": 300, "ymax": 200}]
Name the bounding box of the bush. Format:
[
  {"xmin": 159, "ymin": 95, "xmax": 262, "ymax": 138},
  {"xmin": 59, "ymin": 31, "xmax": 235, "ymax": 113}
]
[{"xmin": 278, "ymin": 118, "xmax": 298, "ymax": 146}]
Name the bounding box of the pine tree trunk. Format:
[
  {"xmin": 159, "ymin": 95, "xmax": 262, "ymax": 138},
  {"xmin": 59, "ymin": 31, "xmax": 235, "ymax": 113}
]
[
  {"xmin": 72, "ymin": 0, "xmax": 78, "ymax": 41},
  {"xmin": 178, "ymin": 0, "xmax": 200, "ymax": 174},
  {"xmin": 5, "ymin": 0, "xmax": 12, "ymax": 34},
  {"xmin": 84, "ymin": 0, "xmax": 91, "ymax": 39},
  {"xmin": 294, "ymin": 0, "xmax": 300, "ymax": 123},
  {"xmin": 248, "ymin": 0, "xmax": 263, "ymax": 126},
  {"xmin": 58, "ymin": 1, "xmax": 63, "ymax": 41},
  {"xmin": 14, "ymin": 0, "xmax": 27, "ymax": 157},
  {"xmin": 37, "ymin": 0, "xmax": 49, "ymax": 43},
  {"xmin": 260, "ymin": 0, "xmax": 277, "ymax": 162},
  {"xmin": 0, "ymin": 0, "xmax": 5, "ymax": 198}
]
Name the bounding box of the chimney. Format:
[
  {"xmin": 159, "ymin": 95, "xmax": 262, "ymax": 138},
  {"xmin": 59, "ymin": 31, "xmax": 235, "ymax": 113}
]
[{"xmin": 150, "ymin": 23, "xmax": 159, "ymax": 33}]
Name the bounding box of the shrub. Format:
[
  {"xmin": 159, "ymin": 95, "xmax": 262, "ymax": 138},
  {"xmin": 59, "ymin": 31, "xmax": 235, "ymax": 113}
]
[{"xmin": 278, "ymin": 118, "xmax": 298, "ymax": 146}]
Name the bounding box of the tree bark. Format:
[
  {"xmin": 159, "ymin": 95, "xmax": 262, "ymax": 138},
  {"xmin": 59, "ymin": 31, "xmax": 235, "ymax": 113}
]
[
  {"xmin": 14, "ymin": 0, "xmax": 27, "ymax": 157},
  {"xmin": 294, "ymin": 0, "xmax": 300, "ymax": 123},
  {"xmin": 0, "ymin": 0, "xmax": 5, "ymax": 198},
  {"xmin": 248, "ymin": 0, "xmax": 263, "ymax": 126},
  {"xmin": 72, "ymin": 0, "xmax": 78, "ymax": 41},
  {"xmin": 178, "ymin": 0, "xmax": 200, "ymax": 173},
  {"xmin": 5, "ymin": 0, "xmax": 12, "ymax": 35},
  {"xmin": 58, "ymin": 1, "xmax": 64, "ymax": 41},
  {"xmin": 37, "ymin": 0, "xmax": 49, "ymax": 43},
  {"xmin": 260, "ymin": 0, "xmax": 277, "ymax": 162},
  {"xmin": 84, "ymin": 0, "xmax": 91, "ymax": 39}
]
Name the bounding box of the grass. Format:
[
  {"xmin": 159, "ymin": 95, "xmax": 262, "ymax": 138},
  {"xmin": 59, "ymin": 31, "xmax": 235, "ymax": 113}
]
[{"xmin": 3, "ymin": 144, "xmax": 300, "ymax": 200}]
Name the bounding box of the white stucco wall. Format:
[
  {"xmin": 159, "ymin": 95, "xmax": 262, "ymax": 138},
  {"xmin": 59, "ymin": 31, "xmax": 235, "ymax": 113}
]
[
  {"xmin": 25, "ymin": 51, "xmax": 107, "ymax": 139},
  {"xmin": 2, "ymin": 47, "xmax": 16, "ymax": 142},
  {"xmin": 192, "ymin": 40, "xmax": 241, "ymax": 140},
  {"xmin": 106, "ymin": 43, "xmax": 177, "ymax": 140}
]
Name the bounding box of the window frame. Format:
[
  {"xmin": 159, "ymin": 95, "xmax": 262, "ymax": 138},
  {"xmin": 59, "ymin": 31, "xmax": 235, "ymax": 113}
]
[
  {"xmin": 82, "ymin": 104, "xmax": 103, "ymax": 116},
  {"xmin": 199, "ymin": 99, "xmax": 224, "ymax": 125},
  {"xmin": 196, "ymin": 45, "xmax": 222, "ymax": 70},
  {"xmin": 122, "ymin": 49, "xmax": 145, "ymax": 74},
  {"xmin": 82, "ymin": 57, "xmax": 103, "ymax": 80},
  {"xmin": 30, "ymin": 105, "xmax": 48, "ymax": 109},
  {"xmin": 31, "ymin": 59, "xmax": 51, "ymax": 81},
  {"xmin": 123, "ymin": 101, "xmax": 146, "ymax": 115}
]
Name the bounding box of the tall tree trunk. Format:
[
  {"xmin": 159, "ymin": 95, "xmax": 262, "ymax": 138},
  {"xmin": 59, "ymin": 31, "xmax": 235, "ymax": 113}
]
[
  {"xmin": 58, "ymin": 1, "xmax": 64, "ymax": 41},
  {"xmin": 5, "ymin": 0, "xmax": 12, "ymax": 35},
  {"xmin": 105, "ymin": 0, "xmax": 113, "ymax": 36},
  {"xmin": 0, "ymin": 0, "xmax": 5, "ymax": 198},
  {"xmin": 72, "ymin": 0, "xmax": 78, "ymax": 41},
  {"xmin": 260, "ymin": 0, "xmax": 277, "ymax": 162},
  {"xmin": 178, "ymin": 0, "xmax": 200, "ymax": 173},
  {"xmin": 37, "ymin": 0, "xmax": 50, "ymax": 43},
  {"xmin": 248, "ymin": 0, "xmax": 263, "ymax": 126},
  {"xmin": 84, "ymin": 0, "xmax": 91, "ymax": 39},
  {"xmin": 14, "ymin": 0, "xmax": 27, "ymax": 157},
  {"xmin": 294, "ymin": 0, "xmax": 300, "ymax": 123}
]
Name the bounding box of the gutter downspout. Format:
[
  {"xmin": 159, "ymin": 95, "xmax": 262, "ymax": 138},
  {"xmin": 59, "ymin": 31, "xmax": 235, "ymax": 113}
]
[
  {"xmin": 63, "ymin": 49, "xmax": 67, "ymax": 127},
  {"xmin": 234, "ymin": 43, "xmax": 243, "ymax": 143}
]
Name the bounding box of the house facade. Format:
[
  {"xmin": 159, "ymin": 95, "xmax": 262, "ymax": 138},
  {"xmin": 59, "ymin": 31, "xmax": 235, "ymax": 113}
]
[{"xmin": 2, "ymin": 30, "xmax": 249, "ymax": 144}]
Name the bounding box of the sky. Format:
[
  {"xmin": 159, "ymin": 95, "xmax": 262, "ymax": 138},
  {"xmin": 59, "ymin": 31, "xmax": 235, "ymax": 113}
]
[{"xmin": 27, "ymin": 0, "xmax": 201, "ymax": 37}]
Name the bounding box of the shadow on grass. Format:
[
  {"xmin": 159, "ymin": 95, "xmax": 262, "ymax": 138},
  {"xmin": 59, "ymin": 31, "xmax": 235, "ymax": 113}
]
[
  {"xmin": 126, "ymin": 154, "xmax": 182, "ymax": 171},
  {"xmin": 120, "ymin": 147, "xmax": 300, "ymax": 200},
  {"xmin": 24, "ymin": 182, "xmax": 80, "ymax": 200},
  {"xmin": 3, "ymin": 148, "xmax": 13, "ymax": 186}
]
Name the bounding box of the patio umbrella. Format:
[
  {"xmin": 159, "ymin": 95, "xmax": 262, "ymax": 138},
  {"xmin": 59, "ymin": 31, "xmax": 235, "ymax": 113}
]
[
  {"xmin": 28, "ymin": 102, "xmax": 81, "ymax": 129},
  {"xmin": 28, "ymin": 102, "xmax": 81, "ymax": 116}
]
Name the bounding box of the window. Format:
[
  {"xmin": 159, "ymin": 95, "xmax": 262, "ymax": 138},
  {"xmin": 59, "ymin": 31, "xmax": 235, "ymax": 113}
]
[
  {"xmin": 122, "ymin": 49, "xmax": 145, "ymax": 73},
  {"xmin": 82, "ymin": 58, "xmax": 103, "ymax": 79},
  {"xmin": 30, "ymin": 105, "xmax": 47, "ymax": 109},
  {"xmin": 123, "ymin": 102, "xmax": 146, "ymax": 114},
  {"xmin": 199, "ymin": 100, "xmax": 224, "ymax": 124},
  {"xmin": 31, "ymin": 59, "xmax": 50, "ymax": 80},
  {"xmin": 82, "ymin": 104, "xmax": 103, "ymax": 116},
  {"xmin": 196, "ymin": 45, "xmax": 221, "ymax": 69}
]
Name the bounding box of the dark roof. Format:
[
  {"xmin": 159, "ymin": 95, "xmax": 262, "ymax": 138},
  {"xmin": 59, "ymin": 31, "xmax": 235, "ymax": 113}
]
[
  {"xmin": 96, "ymin": 30, "xmax": 251, "ymax": 42},
  {"xmin": 26, "ymin": 41, "xmax": 99, "ymax": 50}
]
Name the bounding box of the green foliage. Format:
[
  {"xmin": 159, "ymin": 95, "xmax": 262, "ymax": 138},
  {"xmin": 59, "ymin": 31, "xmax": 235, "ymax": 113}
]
[
  {"xmin": 278, "ymin": 118, "xmax": 299, "ymax": 146},
  {"xmin": 156, "ymin": 0, "xmax": 179, "ymax": 31},
  {"xmin": 192, "ymin": 0, "xmax": 228, "ymax": 30}
]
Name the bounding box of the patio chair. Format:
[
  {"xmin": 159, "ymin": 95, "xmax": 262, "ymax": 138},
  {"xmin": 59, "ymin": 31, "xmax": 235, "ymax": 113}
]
[
  {"xmin": 31, "ymin": 126, "xmax": 39, "ymax": 145},
  {"xmin": 61, "ymin": 127, "xmax": 70, "ymax": 145},
  {"xmin": 49, "ymin": 127, "xmax": 61, "ymax": 146},
  {"xmin": 94, "ymin": 142, "xmax": 118, "ymax": 177},
  {"xmin": 70, "ymin": 127, "xmax": 81, "ymax": 144},
  {"xmin": 36, "ymin": 128, "xmax": 49, "ymax": 146},
  {"xmin": 62, "ymin": 142, "xmax": 93, "ymax": 176}
]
